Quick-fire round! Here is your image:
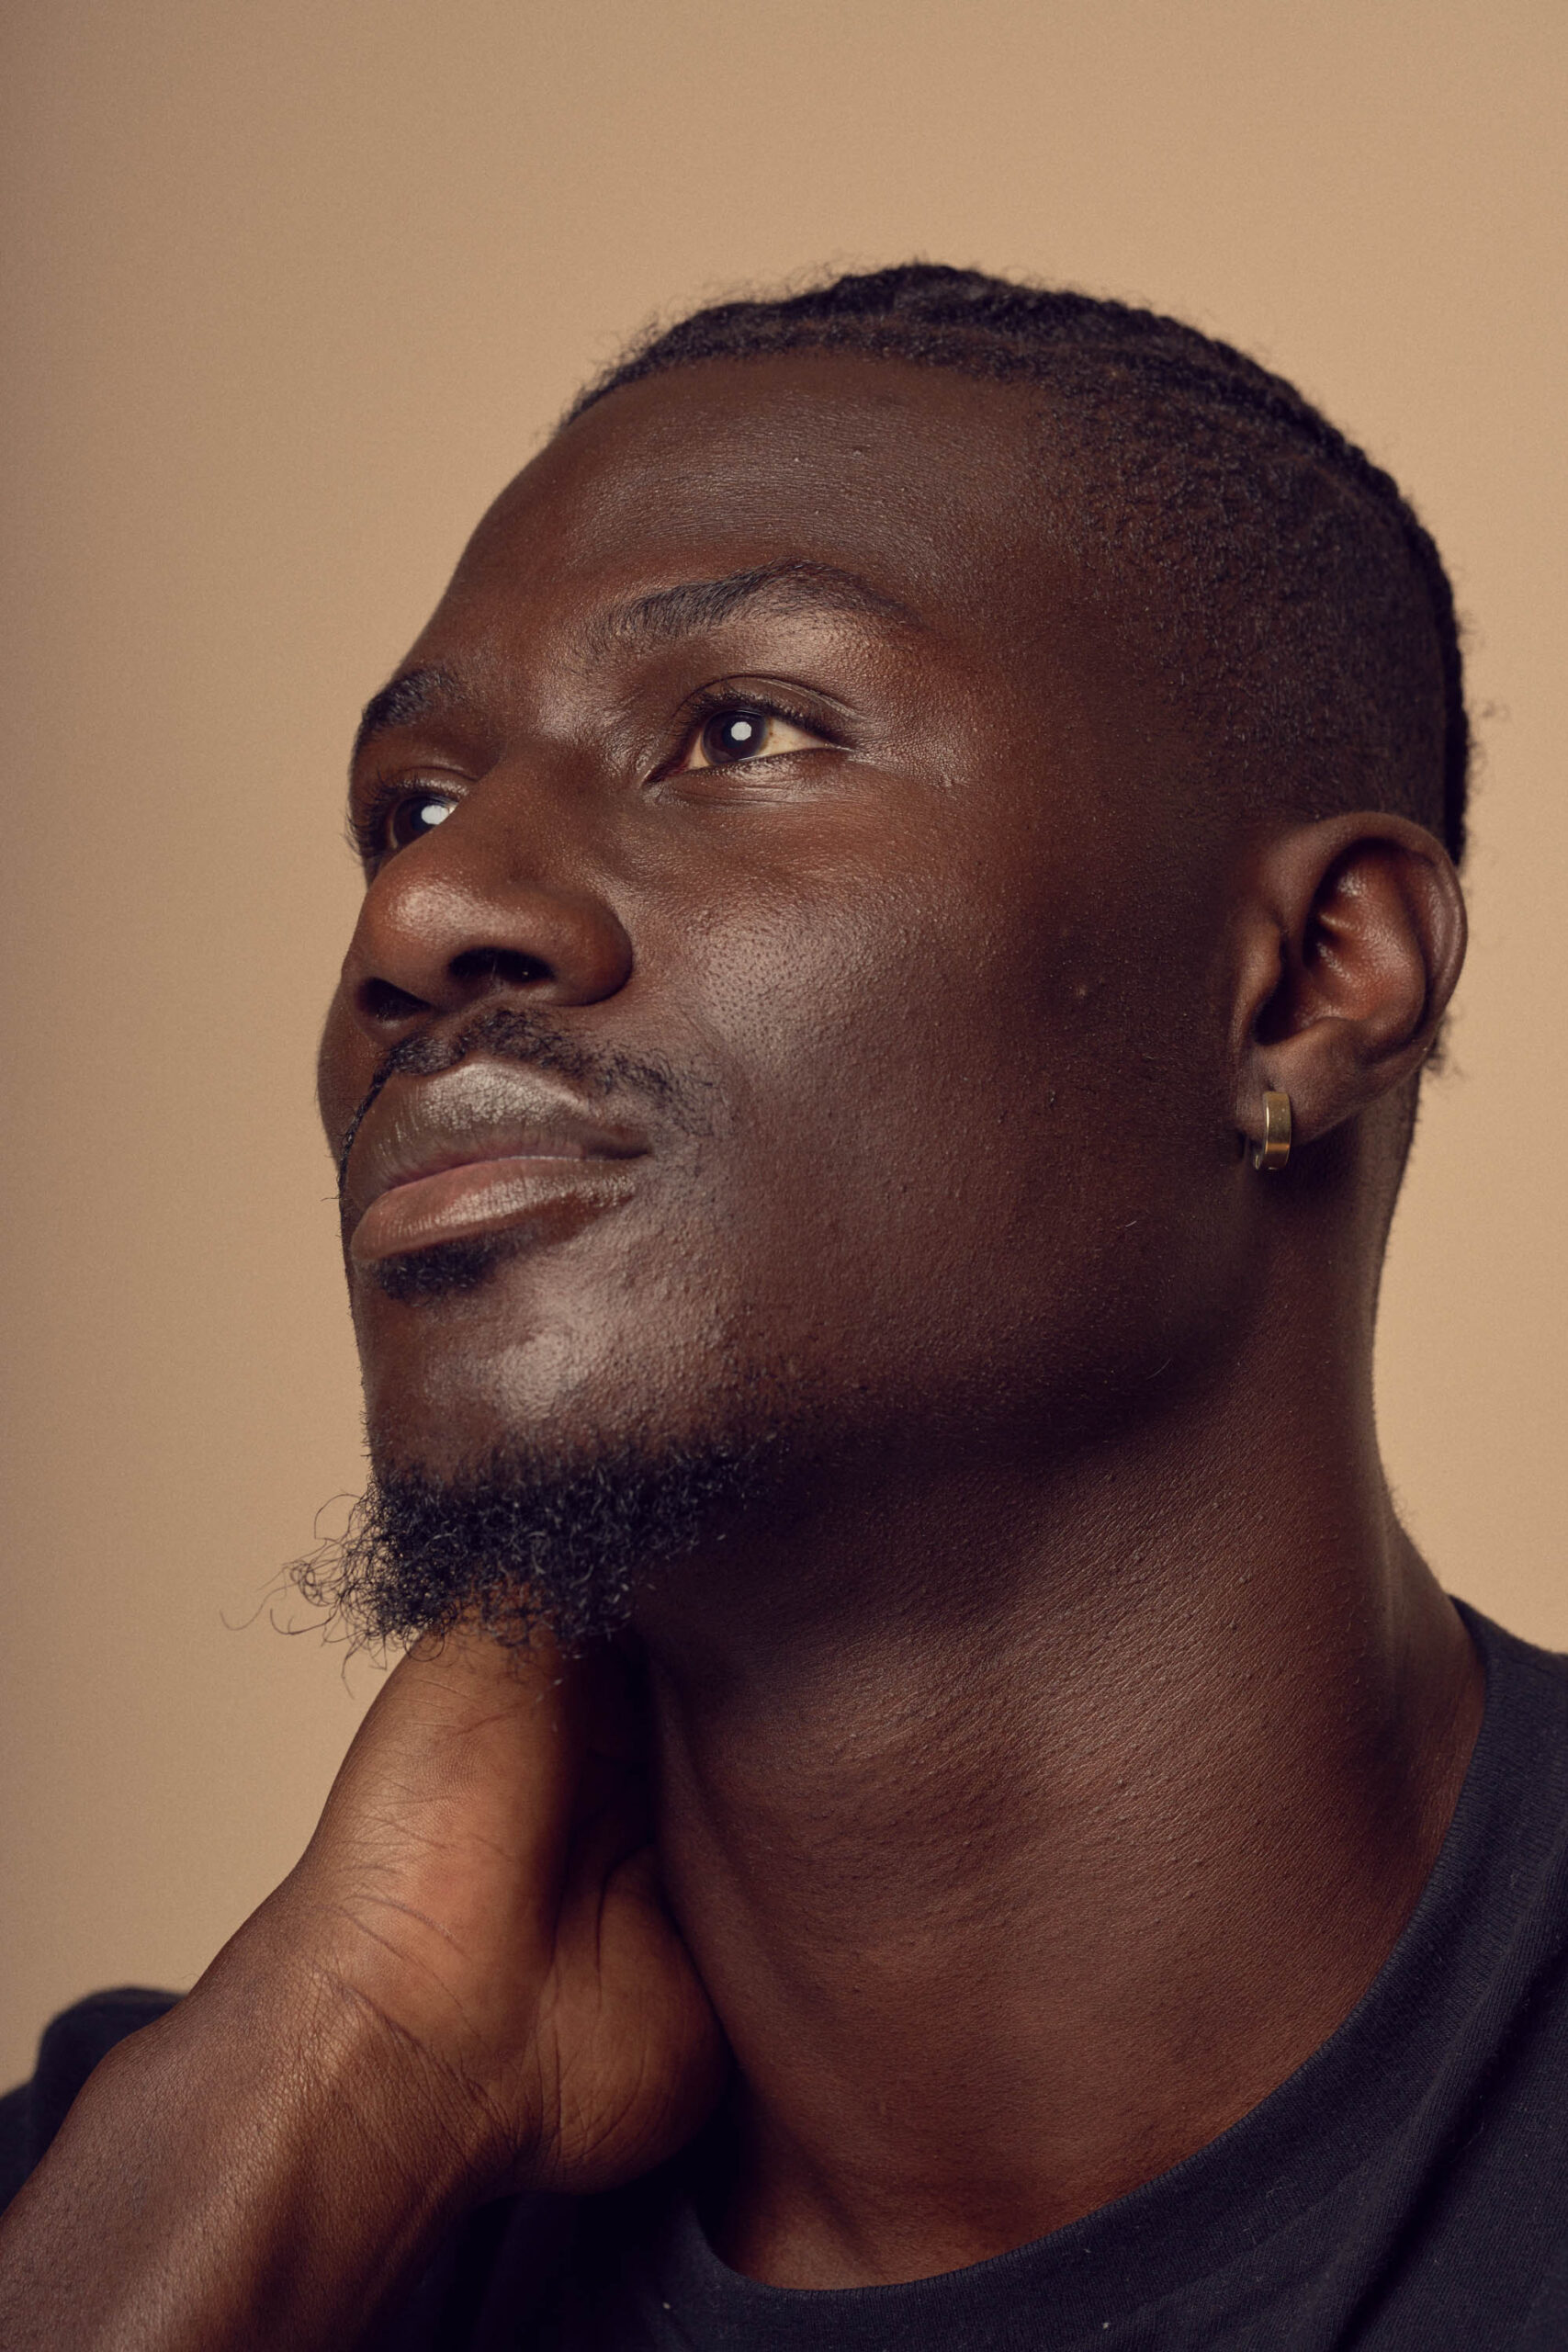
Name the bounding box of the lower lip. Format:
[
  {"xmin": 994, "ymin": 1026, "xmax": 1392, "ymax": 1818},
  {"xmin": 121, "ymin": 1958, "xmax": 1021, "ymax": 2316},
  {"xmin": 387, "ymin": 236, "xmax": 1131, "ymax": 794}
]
[{"xmin": 349, "ymin": 1154, "xmax": 639, "ymax": 1266}]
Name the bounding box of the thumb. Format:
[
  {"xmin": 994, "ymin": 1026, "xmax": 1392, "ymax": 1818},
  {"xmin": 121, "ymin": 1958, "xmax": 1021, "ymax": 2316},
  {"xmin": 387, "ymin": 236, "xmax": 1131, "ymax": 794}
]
[{"xmin": 307, "ymin": 1620, "xmax": 589, "ymax": 1956}]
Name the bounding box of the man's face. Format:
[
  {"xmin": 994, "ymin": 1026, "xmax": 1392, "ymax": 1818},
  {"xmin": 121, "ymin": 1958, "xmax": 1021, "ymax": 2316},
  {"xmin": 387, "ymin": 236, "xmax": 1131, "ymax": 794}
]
[{"xmin": 319, "ymin": 356, "xmax": 1244, "ymax": 1530}]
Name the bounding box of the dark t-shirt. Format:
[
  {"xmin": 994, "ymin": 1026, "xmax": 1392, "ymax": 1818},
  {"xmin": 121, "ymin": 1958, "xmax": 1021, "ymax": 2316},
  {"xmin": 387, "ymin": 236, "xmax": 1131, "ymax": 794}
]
[{"xmin": 7, "ymin": 1603, "xmax": 1568, "ymax": 2347}]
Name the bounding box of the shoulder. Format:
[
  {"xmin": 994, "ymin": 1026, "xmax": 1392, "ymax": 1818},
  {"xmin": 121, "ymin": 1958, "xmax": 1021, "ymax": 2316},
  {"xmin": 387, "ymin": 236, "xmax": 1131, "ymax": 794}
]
[{"xmin": 0, "ymin": 1987, "xmax": 179, "ymax": 2209}]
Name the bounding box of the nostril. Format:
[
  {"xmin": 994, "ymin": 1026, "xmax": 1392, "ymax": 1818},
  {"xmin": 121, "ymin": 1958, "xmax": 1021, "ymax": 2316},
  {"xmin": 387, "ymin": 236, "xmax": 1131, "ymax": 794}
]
[
  {"xmin": 450, "ymin": 946, "xmax": 553, "ymax": 989},
  {"xmin": 355, "ymin": 947, "xmax": 553, "ymax": 1028},
  {"xmin": 358, "ymin": 977, "xmax": 430, "ymax": 1025}
]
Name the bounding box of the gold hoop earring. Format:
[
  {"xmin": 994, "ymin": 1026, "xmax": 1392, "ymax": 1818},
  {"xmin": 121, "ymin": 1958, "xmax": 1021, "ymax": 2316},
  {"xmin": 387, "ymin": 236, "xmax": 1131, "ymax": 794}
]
[{"xmin": 1253, "ymin": 1091, "xmax": 1292, "ymax": 1172}]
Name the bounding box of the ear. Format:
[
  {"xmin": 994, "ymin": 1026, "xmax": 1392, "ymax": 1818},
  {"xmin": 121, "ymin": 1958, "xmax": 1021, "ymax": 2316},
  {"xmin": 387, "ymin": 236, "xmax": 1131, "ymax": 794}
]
[{"xmin": 1231, "ymin": 813, "xmax": 1467, "ymax": 1153}]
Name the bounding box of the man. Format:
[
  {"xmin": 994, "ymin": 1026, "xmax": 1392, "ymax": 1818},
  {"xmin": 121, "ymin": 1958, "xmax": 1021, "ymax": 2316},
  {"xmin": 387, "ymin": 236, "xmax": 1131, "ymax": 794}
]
[{"xmin": 1, "ymin": 264, "xmax": 1562, "ymax": 2348}]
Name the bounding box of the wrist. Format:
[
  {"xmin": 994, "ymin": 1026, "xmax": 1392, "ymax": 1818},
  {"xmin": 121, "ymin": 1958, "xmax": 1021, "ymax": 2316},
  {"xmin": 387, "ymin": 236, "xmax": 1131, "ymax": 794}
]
[
  {"xmin": 0, "ymin": 1917, "xmax": 493, "ymax": 2352},
  {"xmin": 178, "ymin": 1896, "xmax": 506, "ymax": 2217}
]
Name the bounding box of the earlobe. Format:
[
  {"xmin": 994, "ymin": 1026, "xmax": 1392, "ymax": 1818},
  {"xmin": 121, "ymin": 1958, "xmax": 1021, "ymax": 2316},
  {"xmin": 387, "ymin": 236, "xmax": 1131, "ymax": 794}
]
[{"xmin": 1233, "ymin": 813, "xmax": 1467, "ymax": 1156}]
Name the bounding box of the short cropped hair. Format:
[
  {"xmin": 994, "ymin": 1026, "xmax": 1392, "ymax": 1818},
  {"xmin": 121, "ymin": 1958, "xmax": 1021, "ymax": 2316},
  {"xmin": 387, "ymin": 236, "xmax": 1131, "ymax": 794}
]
[{"xmin": 569, "ymin": 265, "xmax": 1468, "ymax": 866}]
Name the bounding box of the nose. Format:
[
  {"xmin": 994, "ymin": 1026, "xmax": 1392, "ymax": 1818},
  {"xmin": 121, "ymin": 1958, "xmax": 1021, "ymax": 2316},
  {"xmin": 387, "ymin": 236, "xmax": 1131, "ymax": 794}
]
[{"xmin": 338, "ymin": 775, "xmax": 635, "ymax": 1042}]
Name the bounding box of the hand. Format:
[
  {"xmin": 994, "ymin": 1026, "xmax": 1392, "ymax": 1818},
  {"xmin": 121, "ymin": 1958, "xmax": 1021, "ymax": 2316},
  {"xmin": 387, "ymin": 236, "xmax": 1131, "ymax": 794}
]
[
  {"xmin": 275, "ymin": 1620, "xmax": 727, "ymax": 2195},
  {"xmin": 0, "ymin": 1625, "xmax": 726, "ymax": 2348}
]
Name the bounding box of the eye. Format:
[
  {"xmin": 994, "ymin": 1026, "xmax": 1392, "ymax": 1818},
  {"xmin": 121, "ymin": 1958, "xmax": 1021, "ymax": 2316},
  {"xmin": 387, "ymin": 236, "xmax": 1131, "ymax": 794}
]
[
  {"xmin": 389, "ymin": 791, "xmax": 457, "ymax": 847},
  {"xmin": 680, "ymin": 706, "xmax": 823, "ymax": 771},
  {"xmin": 355, "ymin": 785, "xmax": 459, "ymax": 865}
]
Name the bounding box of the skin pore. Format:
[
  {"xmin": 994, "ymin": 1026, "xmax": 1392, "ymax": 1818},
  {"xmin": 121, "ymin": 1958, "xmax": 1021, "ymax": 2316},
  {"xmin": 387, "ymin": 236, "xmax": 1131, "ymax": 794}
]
[{"xmin": 0, "ymin": 351, "xmax": 1482, "ymax": 2340}]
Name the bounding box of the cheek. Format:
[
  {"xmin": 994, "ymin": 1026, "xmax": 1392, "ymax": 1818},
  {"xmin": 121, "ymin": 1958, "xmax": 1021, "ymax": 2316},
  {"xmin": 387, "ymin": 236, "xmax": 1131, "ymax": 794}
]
[{"xmin": 682, "ymin": 853, "xmax": 1237, "ymax": 1416}]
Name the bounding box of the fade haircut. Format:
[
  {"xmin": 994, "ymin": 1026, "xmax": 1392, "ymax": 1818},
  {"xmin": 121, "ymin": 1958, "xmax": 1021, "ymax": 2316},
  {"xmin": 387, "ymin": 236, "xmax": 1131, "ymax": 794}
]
[{"xmin": 567, "ymin": 265, "xmax": 1469, "ymax": 867}]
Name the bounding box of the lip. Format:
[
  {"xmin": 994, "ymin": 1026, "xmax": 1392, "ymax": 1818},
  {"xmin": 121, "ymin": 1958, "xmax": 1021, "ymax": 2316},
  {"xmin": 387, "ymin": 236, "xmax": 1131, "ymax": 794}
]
[{"xmin": 344, "ymin": 1059, "xmax": 649, "ymax": 1267}]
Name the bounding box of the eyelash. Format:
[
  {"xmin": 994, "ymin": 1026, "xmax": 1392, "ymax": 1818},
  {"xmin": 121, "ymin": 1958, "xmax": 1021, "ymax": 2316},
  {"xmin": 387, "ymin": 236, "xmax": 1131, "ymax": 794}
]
[
  {"xmin": 350, "ymin": 687, "xmax": 838, "ymax": 868},
  {"xmin": 348, "ymin": 780, "xmax": 433, "ymax": 869},
  {"xmin": 671, "ymin": 683, "xmax": 833, "ymax": 756}
]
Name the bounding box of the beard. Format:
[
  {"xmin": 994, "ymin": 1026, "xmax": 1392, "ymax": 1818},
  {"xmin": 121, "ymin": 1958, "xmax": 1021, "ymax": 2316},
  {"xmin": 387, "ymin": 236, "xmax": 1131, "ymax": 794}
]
[{"xmin": 294, "ymin": 1363, "xmax": 810, "ymax": 1653}]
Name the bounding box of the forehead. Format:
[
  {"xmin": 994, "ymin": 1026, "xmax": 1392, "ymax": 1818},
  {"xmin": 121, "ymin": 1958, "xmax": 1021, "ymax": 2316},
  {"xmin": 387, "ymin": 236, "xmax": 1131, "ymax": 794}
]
[{"xmin": 438, "ymin": 356, "xmax": 1066, "ymax": 646}]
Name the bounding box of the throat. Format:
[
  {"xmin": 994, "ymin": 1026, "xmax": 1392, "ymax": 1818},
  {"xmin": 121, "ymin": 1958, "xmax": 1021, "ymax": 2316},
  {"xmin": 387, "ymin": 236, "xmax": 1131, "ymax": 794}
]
[{"xmin": 640, "ymin": 1488, "xmax": 1483, "ymax": 2290}]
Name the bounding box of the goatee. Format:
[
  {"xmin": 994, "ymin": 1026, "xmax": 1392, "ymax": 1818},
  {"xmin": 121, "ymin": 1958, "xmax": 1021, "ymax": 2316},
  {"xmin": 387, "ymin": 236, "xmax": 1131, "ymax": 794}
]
[{"xmin": 293, "ymin": 1428, "xmax": 783, "ymax": 1652}]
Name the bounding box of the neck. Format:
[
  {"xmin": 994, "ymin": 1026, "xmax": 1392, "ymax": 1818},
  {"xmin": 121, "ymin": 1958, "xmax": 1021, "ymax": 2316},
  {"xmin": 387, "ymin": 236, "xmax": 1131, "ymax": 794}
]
[{"xmin": 634, "ymin": 1324, "xmax": 1483, "ymax": 2288}]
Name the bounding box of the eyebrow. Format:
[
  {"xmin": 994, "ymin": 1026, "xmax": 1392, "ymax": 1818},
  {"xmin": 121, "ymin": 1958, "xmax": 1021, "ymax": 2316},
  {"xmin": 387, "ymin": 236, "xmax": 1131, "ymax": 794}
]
[
  {"xmin": 595, "ymin": 560, "xmax": 924, "ymax": 651},
  {"xmin": 352, "ymin": 665, "xmax": 462, "ymax": 766},
  {"xmin": 351, "ymin": 562, "xmax": 923, "ymax": 764}
]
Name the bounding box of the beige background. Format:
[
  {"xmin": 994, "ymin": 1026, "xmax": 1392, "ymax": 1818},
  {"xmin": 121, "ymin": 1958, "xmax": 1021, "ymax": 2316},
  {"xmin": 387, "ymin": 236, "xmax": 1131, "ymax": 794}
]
[{"xmin": 1, "ymin": 0, "xmax": 1563, "ymax": 2086}]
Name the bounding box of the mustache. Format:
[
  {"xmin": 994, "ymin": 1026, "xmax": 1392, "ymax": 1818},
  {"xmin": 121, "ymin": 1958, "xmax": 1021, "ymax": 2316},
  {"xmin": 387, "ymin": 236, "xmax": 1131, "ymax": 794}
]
[{"xmin": 335, "ymin": 1002, "xmax": 714, "ymax": 1196}]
